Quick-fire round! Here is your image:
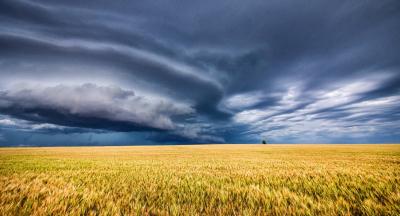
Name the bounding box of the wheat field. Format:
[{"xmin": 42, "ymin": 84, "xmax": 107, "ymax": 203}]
[{"xmin": 0, "ymin": 144, "xmax": 399, "ymax": 215}]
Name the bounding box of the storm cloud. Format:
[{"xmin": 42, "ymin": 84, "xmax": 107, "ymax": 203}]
[
  {"xmin": 0, "ymin": 83, "xmax": 193, "ymax": 131},
  {"xmin": 0, "ymin": 0, "xmax": 399, "ymax": 145}
]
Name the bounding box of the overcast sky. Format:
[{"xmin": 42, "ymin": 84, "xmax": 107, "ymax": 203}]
[{"xmin": 0, "ymin": 0, "xmax": 399, "ymax": 145}]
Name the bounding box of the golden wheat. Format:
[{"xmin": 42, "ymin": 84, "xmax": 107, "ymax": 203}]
[{"xmin": 0, "ymin": 144, "xmax": 399, "ymax": 215}]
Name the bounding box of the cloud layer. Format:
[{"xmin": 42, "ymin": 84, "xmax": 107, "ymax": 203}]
[
  {"xmin": 0, "ymin": 0, "xmax": 399, "ymax": 145},
  {"xmin": 0, "ymin": 83, "xmax": 193, "ymax": 131}
]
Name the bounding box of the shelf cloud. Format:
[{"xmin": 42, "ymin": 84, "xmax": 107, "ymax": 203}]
[
  {"xmin": 0, "ymin": 83, "xmax": 193, "ymax": 131},
  {"xmin": 0, "ymin": 0, "xmax": 399, "ymax": 145}
]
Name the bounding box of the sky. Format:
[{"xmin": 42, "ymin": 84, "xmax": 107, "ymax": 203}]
[{"xmin": 0, "ymin": 0, "xmax": 399, "ymax": 145}]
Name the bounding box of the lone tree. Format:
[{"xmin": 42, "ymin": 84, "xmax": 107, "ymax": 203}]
[{"xmin": 262, "ymin": 139, "xmax": 267, "ymax": 144}]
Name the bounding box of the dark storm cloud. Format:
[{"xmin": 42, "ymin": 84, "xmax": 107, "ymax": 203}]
[
  {"xmin": 0, "ymin": 31, "xmax": 227, "ymax": 119},
  {"xmin": 0, "ymin": 0, "xmax": 399, "ymax": 144},
  {"xmin": 0, "ymin": 83, "xmax": 193, "ymax": 131}
]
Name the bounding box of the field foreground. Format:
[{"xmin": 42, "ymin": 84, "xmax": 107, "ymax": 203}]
[{"xmin": 0, "ymin": 144, "xmax": 399, "ymax": 215}]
